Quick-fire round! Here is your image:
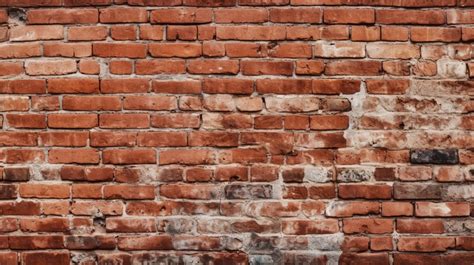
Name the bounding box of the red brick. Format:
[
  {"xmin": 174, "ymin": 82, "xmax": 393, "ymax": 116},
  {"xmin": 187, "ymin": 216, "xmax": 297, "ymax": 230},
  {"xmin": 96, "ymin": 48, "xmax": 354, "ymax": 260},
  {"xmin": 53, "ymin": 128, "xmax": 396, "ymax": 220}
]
[
  {"xmin": 187, "ymin": 59, "xmax": 239, "ymax": 74},
  {"xmin": 257, "ymin": 79, "xmax": 312, "ymax": 94},
  {"xmin": 314, "ymin": 42, "xmax": 365, "ymax": 58},
  {"xmin": 117, "ymin": 235, "xmax": 172, "ymax": 250},
  {"xmin": 241, "ymin": 60, "xmax": 293, "ymax": 76},
  {"xmin": 411, "ymin": 27, "xmax": 462, "ymax": 42},
  {"xmin": 139, "ymin": 25, "xmax": 164, "ymax": 40},
  {"xmin": 312, "ymin": 79, "xmax": 360, "ymax": 94},
  {"xmin": 381, "ymin": 202, "xmax": 413, "ymax": 216},
  {"xmin": 100, "ymin": 8, "xmax": 147, "ymax": 23},
  {"xmin": 325, "ymin": 60, "xmax": 382, "ymax": 76},
  {"xmin": 0, "ymin": 0, "xmax": 470, "ymax": 258},
  {"xmin": 202, "ymin": 41, "xmax": 225, "ymax": 57},
  {"xmin": 152, "ymin": 80, "xmax": 201, "ymax": 94},
  {"xmin": 6, "ymin": 114, "xmax": 46, "ymax": 129},
  {"xmin": 366, "ymin": 79, "xmax": 410, "ymax": 94},
  {"xmin": 219, "ymin": 147, "xmax": 267, "ymax": 164},
  {"xmin": 149, "ymin": 43, "xmax": 201, "ymax": 58},
  {"xmin": 0, "ymin": 43, "xmax": 41, "ymax": 58},
  {"xmin": 27, "ymin": 8, "xmax": 98, "ymax": 24},
  {"xmin": 19, "ymin": 184, "xmax": 70, "ymax": 199},
  {"xmin": 202, "ymin": 78, "xmax": 253, "ymax": 94},
  {"xmin": 68, "ymin": 26, "xmax": 107, "ymax": 41},
  {"xmin": 78, "ymin": 59, "xmax": 100, "ymax": 74},
  {"xmin": 215, "ymin": 8, "xmax": 268, "ymax": 23},
  {"xmin": 376, "ymin": 10, "xmax": 446, "ymax": 25},
  {"xmin": 189, "ymin": 132, "xmax": 239, "ymax": 147},
  {"xmin": 282, "ymin": 219, "xmax": 338, "ymax": 234},
  {"xmin": 103, "ymin": 149, "xmax": 156, "ymax": 164},
  {"xmin": 150, "ymin": 8, "xmax": 212, "ymax": 24},
  {"xmin": 104, "ymin": 185, "xmax": 155, "ymax": 199},
  {"xmin": 93, "ymin": 43, "xmax": 147, "ymax": 58},
  {"xmin": 100, "ymin": 78, "xmax": 149, "ymax": 93},
  {"xmin": 272, "ymin": 40, "xmax": 315, "ymax": 56},
  {"xmin": 0, "ymin": 184, "xmax": 17, "ymax": 199},
  {"xmin": 160, "ymin": 149, "xmax": 216, "ymax": 165},
  {"xmin": 21, "ymin": 252, "xmax": 69, "ymax": 265},
  {"xmin": 20, "ymin": 217, "xmax": 69, "ymax": 232},
  {"xmin": 109, "ymin": 60, "xmax": 133, "ymax": 74},
  {"xmin": 381, "ymin": 26, "xmax": 409, "ymax": 41},
  {"xmin": 123, "ymin": 95, "xmax": 176, "ymax": 110},
  {"xmin": 43, "ymin": 42, "xmax": 92, "ymax": 57},
  {"xmin": 324, "ymin": 8, "xmax": 374, "ymax": 24},
  {"xmin": 239, "ymin": 0, "xmax": 289, "ymax": 5},
  {"xmin": 71, "ymin": 201, "xmax": 123, "ymax": 216},
  {"xmin": 63, "ymin": 96, "xmax": 121, "ymax": 111},
  {"xmin": 106, "ymin": 218, "xmax": 156, "ymax": 232},
  {"xmin": 90, "ymin": 132, "xmax": 136, "ymax": 147},
  {"xmin": 10, "ymin": 25, "xmax": 63, "ymax": 41},
  {"xmin": 110, "ymin": 25, "xmax": 137, "ymax": 40},
  {"xmin": 160, "ymin": 183, "xmax": 219, "ymax": 199},
  {"xmin": 343, "ymin": 218, "xmax": 393, "ymax": 234},
  {"xmin": 137, "ymin": 132, "xmax": 187, "ymax": 147},
  {"xmin": 270, "ymin": 8, "xmax": 321, "ymax": 23},
  {"xmin": 0, "ymin": 9, "xmax": 7, "ymax": 23},
  {"xmin": 398, "ymin": 237, "xmax": 455, "ymax": 252},
  {"xmin": 225, "ymin": 42, "xmax": 268, "ymax": 58},
  {"xmin": 463, "ymin": 27, "xmax": 474, "ymax": 41},
  {"xmin": 326, "ymin": 201, "xmax": 380, "ymax": 217},
  {"xmin": 48, "ymin": 114, "xmax": 98, "ymax": 128},
  {"xmin": 367, "ymin": 43, "xmax": 420, "ymax": 59},
  {"xmin": 0, "ymin": 62, "xmax": 23, "ymax": 76},
  {"xmin": 167, "ymin": 25, "xmax": 197, "ymax": 40},
  {"xmin": 415, "ymin": 202, "xmax": 470, "ymax": 217},
  {"xmin": 0, "ymin": 132, "xmax": 37, "ymax": 146},
  {"xmin": 338, "ymin": 184, "xmax": 391, "ymax": 199},
  {"xmin": 310, "ymin": 115, "xmax": 349, "ymax": 130},
  {"xmin": 0, "ymin": 253, "xmax": 16, "ymax": 265},
  {"xmin": 49, "ymin": 149, "xmax": 100, "ymax": 164},
  {"xmin": 216, "ymin": 25, "xmax": 286, "ymax": 40},
  {"xmin": 151, "ymin": 113, "xmax": 201, "ymax": 128},
  {"xmin": 0, "ymin": 201, "xmax": 40, "ymax": 215},
  {"xmin": 63, "ymin": 166, "xmax": 113, "ymax": 182},
  {"xmin": 339, "ymin": 253, "xmax": 389, "ymax": 265},
  {"xmin": 48, "ymin": 78, "xmax": 99, "ymax": 94},
  {"xmin": 352, "ymin": 26, "xmax": 380, "ymax": 41},
  {"xmin": 5, "ymin": 149, "xmax": 45, "ymax": 163},
  {"xmin": 135, "ymin": 59, "xmax": 186, "ymax": 74},
  {"xmin": 183, "ymin": 0, "xmax": 236, "ymax": 6},
  {"xmin": 448, "ymin": 10, "xmax": 474, "ymax": 24},
  {"xmin": 295, "ymin": 60, "xmax": 325, "ymax": 75},
  {"xmin": 396, "ymin": 219, "xmax": 445, "ymax": 234},
  {"xmin": 0, "ymin": 96, "xmax": 29, "ymax": 111},
  {"xmin": 26, "ymin": 60, "xmax": 76, "ymax": 75}
]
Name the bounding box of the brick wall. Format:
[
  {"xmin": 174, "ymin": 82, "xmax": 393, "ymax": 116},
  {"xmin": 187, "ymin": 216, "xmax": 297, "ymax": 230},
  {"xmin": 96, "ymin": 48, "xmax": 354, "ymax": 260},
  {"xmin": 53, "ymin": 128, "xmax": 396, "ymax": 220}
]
[{"xmin": 0, "ymin": 0, "xmax": 473, "ymax": 264}]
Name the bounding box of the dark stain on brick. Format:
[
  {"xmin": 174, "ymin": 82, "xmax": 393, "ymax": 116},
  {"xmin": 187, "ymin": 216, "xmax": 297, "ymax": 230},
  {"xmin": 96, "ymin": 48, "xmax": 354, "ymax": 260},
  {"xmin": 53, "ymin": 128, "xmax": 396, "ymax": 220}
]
[
  {"xmin": 410, "ymin": 149, "xmax": 459, "ymax": 165},
  {"xmin": 3, "ymin": 167, "xmax": 30, "ymax": 182}
]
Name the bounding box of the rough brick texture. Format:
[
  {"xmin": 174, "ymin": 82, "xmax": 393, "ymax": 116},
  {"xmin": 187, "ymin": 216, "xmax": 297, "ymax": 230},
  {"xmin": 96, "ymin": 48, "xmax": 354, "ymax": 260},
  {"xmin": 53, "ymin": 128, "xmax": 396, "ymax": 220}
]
[{"xmin": 0, "ymin": 1, "xmax": 473, "ymax": 264}]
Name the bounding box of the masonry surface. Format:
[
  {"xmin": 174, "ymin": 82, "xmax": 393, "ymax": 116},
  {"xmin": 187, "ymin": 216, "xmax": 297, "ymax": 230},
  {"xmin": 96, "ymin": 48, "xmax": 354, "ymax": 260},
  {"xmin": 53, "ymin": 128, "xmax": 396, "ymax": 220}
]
[{"xmin": 0, "ymin": 0, "xmax": 473, "ymax": 264}]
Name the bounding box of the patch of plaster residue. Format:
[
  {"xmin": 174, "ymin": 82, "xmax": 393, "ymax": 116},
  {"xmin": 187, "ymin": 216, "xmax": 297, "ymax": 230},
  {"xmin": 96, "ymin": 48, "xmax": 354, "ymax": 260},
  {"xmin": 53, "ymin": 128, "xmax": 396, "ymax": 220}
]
[
  {"xmin": 304, "ymin": 166, "xmax": 333, "ymax": 183},
  {"xmin": 139, "ymin": 166, "xmax": 160, "ymax": 183},
  {"xmin": 30, "ymin": 164, "xmax": 61, "ymax": 181},
  {"xmin": 308, "ymin": 233, "xmax": 344, "ymax": 251},
  {"xmin": 344, "ymin": 80, "xmax": 367, "ymax": 148}
]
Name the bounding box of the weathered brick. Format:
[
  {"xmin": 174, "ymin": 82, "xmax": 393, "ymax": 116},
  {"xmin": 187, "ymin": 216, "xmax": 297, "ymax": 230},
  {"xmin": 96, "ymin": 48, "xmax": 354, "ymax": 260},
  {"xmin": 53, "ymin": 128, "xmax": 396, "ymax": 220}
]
[
  {"xmin": 410, "ymin": 149, "xmax": 459, "ymax": 164},
  {"xmin": 10, "ymin": 25, "xmax": 63, "ymax": 41},
  {"xmin": 27, "ymin": 8, "xmax": 98, "ymax": 24},
  {"xmin": 376, "ymin": 10, "xmax": 446, "ymax": 25},
  {"xmin": 0, "ymin": 0, "xmax": 470, "ymax": 259}
]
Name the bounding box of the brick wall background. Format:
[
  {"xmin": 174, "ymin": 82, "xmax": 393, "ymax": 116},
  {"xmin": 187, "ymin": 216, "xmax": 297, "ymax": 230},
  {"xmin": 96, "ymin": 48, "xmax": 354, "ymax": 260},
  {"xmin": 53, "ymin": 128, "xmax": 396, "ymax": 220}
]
[{"xmin": 0, "ymin": 0, "xmax": 473, "ymax": 264}]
